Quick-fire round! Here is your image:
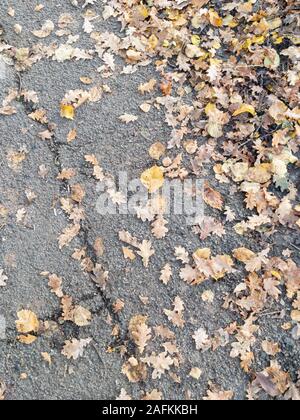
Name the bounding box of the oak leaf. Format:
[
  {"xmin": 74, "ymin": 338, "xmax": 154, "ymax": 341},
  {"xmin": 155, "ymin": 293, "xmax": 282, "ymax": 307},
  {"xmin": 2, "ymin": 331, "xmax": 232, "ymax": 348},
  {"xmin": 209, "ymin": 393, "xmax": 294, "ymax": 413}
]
[
  {"xmin": 62, "ymin": 338, "xmax": 92, "ymax": 360},
  {"xmin": 160, "ymin": 264, "xmax": 172, "ymax": 285}
]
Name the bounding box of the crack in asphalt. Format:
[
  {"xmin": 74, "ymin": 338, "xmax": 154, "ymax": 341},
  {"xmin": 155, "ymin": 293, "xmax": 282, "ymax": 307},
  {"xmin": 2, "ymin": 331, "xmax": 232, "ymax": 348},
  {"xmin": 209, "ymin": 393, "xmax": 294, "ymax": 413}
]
[{"xmin": 11, "ymin": 73, "xmax": 125, "ymax": 345}]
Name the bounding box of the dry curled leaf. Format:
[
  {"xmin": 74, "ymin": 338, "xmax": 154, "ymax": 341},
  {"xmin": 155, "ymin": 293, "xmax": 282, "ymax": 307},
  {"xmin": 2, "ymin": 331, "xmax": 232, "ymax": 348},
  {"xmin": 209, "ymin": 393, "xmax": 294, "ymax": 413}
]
[
  {"xmin": 16, "ymin": 310, "xmax": 39, "ymax": 334},
  {"xmin": 32, "ymin": 20, "xmax": 54, "ymax": 38},
  {"xmin": 203, "ymin": 182, "xmax": 224, "ymax": 210}
]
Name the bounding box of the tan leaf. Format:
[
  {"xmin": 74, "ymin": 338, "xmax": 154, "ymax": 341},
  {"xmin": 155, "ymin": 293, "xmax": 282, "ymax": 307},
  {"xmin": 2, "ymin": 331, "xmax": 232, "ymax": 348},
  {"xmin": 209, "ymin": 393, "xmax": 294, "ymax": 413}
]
[
  {"xmin": 142, "ymin": 389, "xmax": 163, "ymax": 400},
  {"xmin": 58, "ymin": 224, "xmax": 80, "ymax": 249},
  {"xmin": 193, "ymin": 328, "xmax": 210, "ymax": 351},
  {"xmin": 141, "ymin": 352, "xmax": 173, "ymax": 379},
  {"xmin": 149, "ymin": 142, "xmax": 166, "ymax": 160},
  {"xmin": 0, "ymin": 269, "xmax": 8, "ymax": 287},
  {"xmin": 94, "ymin": 237, "xmax": 105, "ymax": 257},
  {"xmin": 122, "ymin": 247, "xmax": 136, "ymax": 261},
  {"xmin": 164, "ymin": 296, "xmax": 185, "ymax": 328},
  {"xmin": 189, "ymin": 367, "xmax": 202, "ymax": 380},
  {"xmin": 67, "ymin": 129, "xmax": 77, "ymax": 143},
  {"xmin": 16, "ymin": 310, "xmax": 39, "ymax": 334},
  {"xmin": 203, "ymin": 182, "xmax": 224, "ymax": 210},
  {"xmin": 48, "ymin": 274, "xmax": 63, "ymax": 298},
  {"xmin": 57, "ymin": 168, "xmax": 76, "ymax": 180},
  {"xmin": 116, "ymin": 389, "xmax": 132, "ymax": 400},
  {"xmin": 204, "ymin": 383, "xmax": 234, "ymax": 400},
  {"xmin": 175, "ymin": 246, "xmax": 189, "ymax": 264},
  {"xmin": 111, "ymin": 299, "xmax": 124, "ymax": 315},
  {"xmin": 122, "ymin": 356, "xmax": 148, "ymax": 383},
  {"xmin": 73, "ymin": 306, "xmax": 92, "ymax": 327},
  {"xmin": 138, "ymin": 79, "xmax": 156, "ymax": 94},
  {"xmin": 137, "ymin": 240, "xmax": 155, "ymax": 268},
  {"xmin": 0, "ymin": 381, "xmax": 6, "ymax": 400},
  {"xmin": 32, "ymin": 20, "xmax": 54, "ymax": 38},
  {"xmin": 151, "ymin": 216, "xmax": 168, "ymax": 239},
  {"xmin": 160, "ymin": 264, "xmax": 172, "ymax": 285},
  {"xmin": 233, "ymin": 248, "xmax": 256, "ymax": 263},
  {"xmin": 262, "ymin": 340, "xmax": 281, "ymax": 356},
  {"xmin": 71, "ymin": 184, "xmax": 85, "ymax": 203},
  {"xmin": 119, "ymin": 114, "xmax": 138, "ymax": 124},
  {"xmin": 132, "ymin": 323, "xmax": 152, "ymax": 354},
  {"xmin": 18, "ymin": 334, "xmax": 37, "ymax": 345},
  {"xmin": 62, "ymin": 338, "xmax": 92, "ymax": 360},
  {"xmin": 41, "ymin": 352, "xmax": 52, "ymax": 365}
]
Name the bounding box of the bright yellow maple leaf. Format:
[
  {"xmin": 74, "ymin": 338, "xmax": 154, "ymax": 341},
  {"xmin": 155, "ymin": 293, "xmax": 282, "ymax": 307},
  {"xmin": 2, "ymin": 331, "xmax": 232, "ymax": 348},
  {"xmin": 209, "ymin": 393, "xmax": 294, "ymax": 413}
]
[{"xmin": 141, "ymin": 166, "xmax": 164, "ymax": 193}]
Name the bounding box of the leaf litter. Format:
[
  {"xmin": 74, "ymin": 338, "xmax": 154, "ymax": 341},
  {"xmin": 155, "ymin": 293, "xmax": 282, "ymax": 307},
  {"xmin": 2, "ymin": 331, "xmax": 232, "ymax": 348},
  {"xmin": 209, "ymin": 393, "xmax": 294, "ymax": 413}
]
[{"xmin": 0, "ymin": 0, "xmax": 299, "ymax": 401}]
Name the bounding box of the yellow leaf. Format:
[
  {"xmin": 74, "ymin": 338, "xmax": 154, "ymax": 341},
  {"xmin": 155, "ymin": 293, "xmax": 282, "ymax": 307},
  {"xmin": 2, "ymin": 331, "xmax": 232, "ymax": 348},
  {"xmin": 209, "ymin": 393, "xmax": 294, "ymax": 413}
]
[
  {"xmin": 233, "ymin": 248, "xmax": 255, "ymax": 263},
  {"xmin": 209, "ymin": 10, "xmax": 223, "ymax": 27},
  {"xmin": 271, "ymin": 270, "xmax": 281, "ymax": 280},
  {"xmin": 141, "ymin": 166, "xmax": 164, "ymax": 193},
  {"xmin": 60, "ymin": 104, "xmax": 75, "ymax": 120},
  {"xmin": 191, "ymin": 35, "xmax": 201, "ymax": 46},
  {"xmin": 138, "ymin": 5, "xmax": 149, "ymax": 19},
  {"xmin": 193, "ymin": 248, "xmax": 211, "ymax": 260},
  {"xmin": 205, "ymin": 103, "xmax": 216, "ymax": 117},
  {"xmin": 148, "ymin": 34, "xmax": 158, "ymax": 50},
  {"xmin": 273, "ymin": 35, "xmax": 283, "ymax": 45},
  {"xmin": 246, "ymin": 163, "xmax": 272, "ymax": 183},
  {"xmin": 233, "ymin": 104, "xmax": 256, "ymax": 117},
  {"xmin": 16, "ymin": 310, "xmax": 39, "ymax": 334}
]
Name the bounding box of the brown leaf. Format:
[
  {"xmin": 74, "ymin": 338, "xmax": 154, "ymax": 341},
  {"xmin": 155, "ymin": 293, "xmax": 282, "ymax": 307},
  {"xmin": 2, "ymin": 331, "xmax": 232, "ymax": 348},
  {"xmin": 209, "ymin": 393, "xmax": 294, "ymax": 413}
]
[{"xmin": 203, "ymin": 182, "xmax": 224, "ymax": 210}]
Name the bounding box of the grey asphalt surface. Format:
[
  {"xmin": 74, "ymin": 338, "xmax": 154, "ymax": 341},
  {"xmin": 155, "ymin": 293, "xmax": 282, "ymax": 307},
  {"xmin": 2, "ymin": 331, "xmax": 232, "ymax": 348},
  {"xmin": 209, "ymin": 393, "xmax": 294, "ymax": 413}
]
[{"xmin": 0, "ymin": 0, "xmax": 299, "ymax": 400}]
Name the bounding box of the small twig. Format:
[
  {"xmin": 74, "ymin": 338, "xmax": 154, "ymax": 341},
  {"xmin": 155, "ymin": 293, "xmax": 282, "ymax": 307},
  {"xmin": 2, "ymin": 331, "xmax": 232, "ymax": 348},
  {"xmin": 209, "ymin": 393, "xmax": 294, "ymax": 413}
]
[
  {"xmin": 258, "ymin": 310, "xmax": 282, "ymax": 318},
  {"xmin": 91, "ymin": 343, "xmax": 105, "ymax": 366},
  {"xmin": 238, "ymin": 138, "xmax": 253, "ymax": 149},
  {"xmin": 16, "ymin": 71, "xmax": 22, "ymax": 94},
  {"xmin": 289, "ymin": 242, "xmax": 300, "ymax": 252},
  {"xmin": 140, "ymin": 132, "xmax": 152, "ymax": 141}
]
